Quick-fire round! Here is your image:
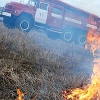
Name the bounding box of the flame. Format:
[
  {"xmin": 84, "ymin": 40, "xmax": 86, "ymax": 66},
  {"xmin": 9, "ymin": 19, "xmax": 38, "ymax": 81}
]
[
  {"xmin": 15, "ymin": 89, "xmax": 27, "ymax": 100},
  {"xmin": 62, "ymin": 16, "xmax": 100, "ymax": 100},
  {"xmin": 85, "ymin": 28, "xmax": 100, "ymax": 55},
  {"xmin": 31, "ymin": 94, "xmax": 38, "ymax": 100},
  {"xmin": 15, "ymin": 88, "xmax": 38, "ymax": 100}
]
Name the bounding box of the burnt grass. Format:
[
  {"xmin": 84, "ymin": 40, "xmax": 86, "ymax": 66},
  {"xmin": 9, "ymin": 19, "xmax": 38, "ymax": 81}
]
[{"xmin": 0, "ymin": 23, "xmax": 93, "ymax": 100}]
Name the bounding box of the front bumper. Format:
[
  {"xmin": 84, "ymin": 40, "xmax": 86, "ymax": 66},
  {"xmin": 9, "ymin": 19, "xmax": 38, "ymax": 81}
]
[
  {"xmin": 0, "ymin": 7, "xmax": 11, "ymax": 17},
  {"xmin": 0, "ymin": 12, "xmax": 11, "ymax": 17}
]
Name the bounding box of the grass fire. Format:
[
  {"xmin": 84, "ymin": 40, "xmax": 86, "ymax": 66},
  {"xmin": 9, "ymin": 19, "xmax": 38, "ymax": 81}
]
[
  {"xmin": 15, "ymin": 89, "xmax": 37, "ymax": 100},
  {"xmin": 62, "ymin": 17, "xmax": 100, "ymax": 100},
  {"xmin": 0, "ymin": 22, "xmax": 93, "ymax": 100},
  {"xmin": 0, "ymin": 0, "xmax": 100, "ymax": 100},
  {"xmin": 15, "ymin": 89, "xmax": 27, "ymax": 100}
]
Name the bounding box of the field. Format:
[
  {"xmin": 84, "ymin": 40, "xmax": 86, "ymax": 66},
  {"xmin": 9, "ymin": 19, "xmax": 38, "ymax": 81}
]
[{"xmin": 0, "ymin": 23, "xmax": 93, "ymax": 100}]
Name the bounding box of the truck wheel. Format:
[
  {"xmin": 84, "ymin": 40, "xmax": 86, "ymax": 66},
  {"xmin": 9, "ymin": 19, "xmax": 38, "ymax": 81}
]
[
  {"xmin": 64, "ymin": 32, "xmax": 73, "ymax": 42},
  {"xmin": 3, "ymin": 17, "xmax": 15, "ymax": 28},
  {"xmin": 74, "ymin": 34, "xmax": 86, "ymax": 45},
  {"xmin": 15, "ymin": 16, "xmax": 33, "ymax": 32},
  {"xmin": 79, "ymin": 35, "xmax": 86, "ymax": 44},
  {"xmin": 62, "ymin": 27, "xmax": 74, "ymax": 43},
  {"xmin": 61, "ymin": 31, "xmax": 74, "ymax": 43}
]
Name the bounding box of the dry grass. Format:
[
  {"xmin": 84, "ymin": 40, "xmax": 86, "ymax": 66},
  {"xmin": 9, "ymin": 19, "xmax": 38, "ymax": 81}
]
[{"xmin": 0, "ymin": 23, "xmax": 93, "ymax": 100}]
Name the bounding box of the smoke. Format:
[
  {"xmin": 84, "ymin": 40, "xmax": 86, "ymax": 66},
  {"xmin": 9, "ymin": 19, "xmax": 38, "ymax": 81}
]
[
  {"xmin": 27, "ymin": 29, "xmax": 93, "ymax": 79},
  {"xmin": 28, "ymin": 29, "xmax": 80, "ymax": 55}
]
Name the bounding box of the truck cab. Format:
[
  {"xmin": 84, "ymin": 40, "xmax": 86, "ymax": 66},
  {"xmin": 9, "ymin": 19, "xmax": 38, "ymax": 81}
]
[
  {"xmin": 0, "ymin": 0, "xmax": 37, "ymax": 32},
  {"xmin": 0, "ymin": 0, "xmax": 64, "ymax": 33}
]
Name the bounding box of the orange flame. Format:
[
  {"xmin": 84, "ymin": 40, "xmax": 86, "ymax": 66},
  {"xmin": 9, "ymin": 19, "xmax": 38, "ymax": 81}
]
[
  {"xmin": 62, "ymin": 16, "xmax": 100, "ymax": 100},
  {"xmin": 31, "ymin": 94, "xmax": 38, "ymax": 100},
  {"xmin": 15, "ymin": 88, "xmax": 38, "ymax": 100},
  {"xmin": 15, "ymin": 89, "xmax": 27, "ymax": 100}
]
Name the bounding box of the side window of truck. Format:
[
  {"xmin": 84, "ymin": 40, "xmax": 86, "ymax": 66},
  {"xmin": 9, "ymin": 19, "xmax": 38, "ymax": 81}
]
[
  {"xmin": 65, "ymin": 8, "xmax": 89, "ymax": 18},
  {"xmin": 40, "ymin": 2, "xmax": 49, "ymax": 11},
  {"xmin": 53, "ymin": 7, "xmax": 62, "ymax": 15}
]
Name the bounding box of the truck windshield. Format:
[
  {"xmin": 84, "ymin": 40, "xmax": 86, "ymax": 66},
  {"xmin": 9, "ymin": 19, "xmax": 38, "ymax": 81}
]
[{"xmin": 28, "ymin": 0, "xmax": 39, "ymax": 7}]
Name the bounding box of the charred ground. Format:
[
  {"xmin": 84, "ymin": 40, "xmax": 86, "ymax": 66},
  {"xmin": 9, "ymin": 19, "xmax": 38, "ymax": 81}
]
[{"xmin": 0, "ymin": 23, "xmax": 93, "ymax": 100}]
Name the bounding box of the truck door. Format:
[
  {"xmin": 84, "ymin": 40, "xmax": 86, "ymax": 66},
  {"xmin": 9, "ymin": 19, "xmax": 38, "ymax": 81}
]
[
  {"xmin": 47, "ymin": 5, "xmax": 64, "ymax": 29},
  {"xmin": 35, "ymin": 2, "xmax": 49, "ymax": 24}
]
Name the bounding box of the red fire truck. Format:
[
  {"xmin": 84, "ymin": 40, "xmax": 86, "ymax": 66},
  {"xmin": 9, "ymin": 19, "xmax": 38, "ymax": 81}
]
[{"xmin": 0, "ymin": 0, "xmax": 100, "ymax": 44}]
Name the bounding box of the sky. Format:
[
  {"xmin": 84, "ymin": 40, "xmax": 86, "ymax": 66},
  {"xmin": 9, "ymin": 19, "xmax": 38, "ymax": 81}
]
[{"xmin": 0, "ymin": 0, "xmax": 100, "ymax": 17}]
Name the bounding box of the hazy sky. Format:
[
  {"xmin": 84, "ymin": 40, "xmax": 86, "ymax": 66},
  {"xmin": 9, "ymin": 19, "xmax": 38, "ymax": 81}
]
[{"xmin": 0, "ymin": 0, "xmax": 100, "ymax": 17}]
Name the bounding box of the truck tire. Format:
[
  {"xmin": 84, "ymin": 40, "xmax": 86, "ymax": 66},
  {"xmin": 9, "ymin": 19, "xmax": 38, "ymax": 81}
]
[
  {"xmin": 74, "ymin": 33, "xmax": 86, "ymax": 45},
  {"xmin": 62, "ymin": 28, "xmax": 74, "ymax": 43},
  {"xmin": 15, "ymin": 16, "xmax": 33, "ymax": 32},
  {"xmin": 3, "ymin": 17, "xmax": 15, "ymax": 28},
  {"xmin": 64, "ymin": 32, "xmax": 73, "ymax": 42},
  {"xmin": 79, "ymin": 35, "xmax": 86, "ymax": 44}
]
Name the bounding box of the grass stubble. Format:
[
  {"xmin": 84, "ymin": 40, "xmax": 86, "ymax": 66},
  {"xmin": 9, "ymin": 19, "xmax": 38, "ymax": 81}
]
[{"xmin": 0, "ymin": 23, "xmax": 93, "ymax": 100}]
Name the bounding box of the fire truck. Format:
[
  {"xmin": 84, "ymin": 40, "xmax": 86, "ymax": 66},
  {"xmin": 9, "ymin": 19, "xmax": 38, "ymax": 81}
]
[{"xmin": 0, "ymin": 0, "xmax": 100, "ymax": 44}]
